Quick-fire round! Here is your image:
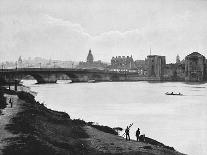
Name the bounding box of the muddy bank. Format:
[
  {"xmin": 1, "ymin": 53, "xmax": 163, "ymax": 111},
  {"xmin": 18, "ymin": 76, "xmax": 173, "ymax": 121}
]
[
  {"xmin": 0, "ymin": 89, "xmax": 186, "ymax": 155},
  {"xmin": 2, "ymin": 91, "xmax": 90, "ymax": 155}
]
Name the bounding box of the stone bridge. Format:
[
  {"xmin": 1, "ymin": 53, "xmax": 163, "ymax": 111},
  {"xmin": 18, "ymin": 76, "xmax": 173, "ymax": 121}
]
[{"xmin": 0, "ymin": 68, "xmax": 139, "ymax": 84}]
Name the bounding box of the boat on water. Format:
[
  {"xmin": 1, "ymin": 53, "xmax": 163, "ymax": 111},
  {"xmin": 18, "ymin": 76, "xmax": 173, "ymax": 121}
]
[
  {"xmin": 88, "ymin": 80, "xmax": 96, "ymax": 83},
  {"xmin": 165, "ymin": 92, "xmax": 183, "ymax": 96}
]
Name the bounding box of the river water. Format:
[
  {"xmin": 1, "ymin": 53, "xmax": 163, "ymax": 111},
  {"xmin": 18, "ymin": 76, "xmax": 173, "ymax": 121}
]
[{"xmin": 22, "ymin": 80, "xmax": 207, "ymax": 155}]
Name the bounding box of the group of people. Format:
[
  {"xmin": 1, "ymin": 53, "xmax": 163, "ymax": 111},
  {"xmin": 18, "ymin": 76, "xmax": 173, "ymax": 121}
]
[{"xmin": 125, "ymin": 126, "xmax": 144, "ymax": 142}]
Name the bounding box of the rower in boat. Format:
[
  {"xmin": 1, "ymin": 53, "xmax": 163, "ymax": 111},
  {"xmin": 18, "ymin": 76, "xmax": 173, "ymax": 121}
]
[{"xmin": 165, "ymin": 92, "xmax": 183, "ymax": 95}]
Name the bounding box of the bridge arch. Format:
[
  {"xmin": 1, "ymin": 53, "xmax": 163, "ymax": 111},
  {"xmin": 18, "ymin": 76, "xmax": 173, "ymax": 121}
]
[
  {"xmin": 90, "ymin": 73, "xmax": 103, "ymax": 81},
  {"xmin": 20, "ymin": 75, "xmax": 38, "ymax": 85},
  {"xmin": 18, "ymin": 73, "xmax": 52, "ymax": 84},
  {"xmin": 11, "ymin": 72, "xmax": 57, "ymax": 84},
  {"xmin": 110, "ymin": 74, "xmax": 120, "ymax": 81},
  {"xmin": 65, "ymin": 73, "xmax": 84, "ymax": 82},
  {"xmin": 28, "ymin": 74, "xmax": 45, "ymax": 83}
]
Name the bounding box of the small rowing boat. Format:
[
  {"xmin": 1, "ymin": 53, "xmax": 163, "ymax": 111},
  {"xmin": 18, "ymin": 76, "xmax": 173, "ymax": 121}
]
[{"xmin": 165, "ymin": 92, "xmax": 183, "ymax": 96}]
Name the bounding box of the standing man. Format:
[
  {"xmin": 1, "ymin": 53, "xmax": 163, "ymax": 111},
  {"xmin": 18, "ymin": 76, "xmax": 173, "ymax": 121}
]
[
  {"xmin": 136, "ymin": 128, "xmax": 140, "ymax": 141},
  {"xmin": 125, "ymin": 126, "xmax": 130, "ymax": 141},
  {"xmin": 9, "ymin": 98, "xmax": 13, "ymax": 108}
]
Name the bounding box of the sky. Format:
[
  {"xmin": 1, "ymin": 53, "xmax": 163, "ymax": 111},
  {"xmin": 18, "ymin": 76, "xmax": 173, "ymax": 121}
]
[{"xmin": 0, "ymin": 0, "xmax": 207, "ymax": 63}]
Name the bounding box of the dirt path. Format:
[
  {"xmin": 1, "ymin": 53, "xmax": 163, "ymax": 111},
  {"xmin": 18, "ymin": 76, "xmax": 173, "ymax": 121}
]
[
  {"xmin": 0, "ymin": 95, "xmax": 23, "ymax": 155},
  {"xmin": 84, "ymin": 126, "xmax": 184, "ymax": 155}
]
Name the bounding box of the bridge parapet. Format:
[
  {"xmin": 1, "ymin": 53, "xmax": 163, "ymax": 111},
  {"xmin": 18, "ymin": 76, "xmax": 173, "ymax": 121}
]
[
  {"xmin": 0, "ymin": 68, "xmax": 141, "ymax": 84},
  {"xmin": 1, "ymin": 68, "xmax": 138, "ymax": 74}
]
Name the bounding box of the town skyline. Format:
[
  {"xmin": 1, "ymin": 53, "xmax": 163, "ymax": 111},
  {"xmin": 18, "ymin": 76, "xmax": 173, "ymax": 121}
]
[
  {"xmin": 1, "ymin": 1, "xmax": 207, "ymax": 155},
  {"xmin": 1, "ymin": 0, "xmax": 207, "ymax": 63},
  {"xmin": 1, "ymin": 48, "xmax": 206, "ymax": 65}
]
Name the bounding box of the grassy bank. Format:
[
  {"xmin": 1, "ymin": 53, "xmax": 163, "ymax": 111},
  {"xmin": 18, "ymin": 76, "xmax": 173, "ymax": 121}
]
[
  {"xmin": 0, "ymin": 89, "xmax": 185, "ymax": 155},
  {"xmin": 2, "ymin": 91, "xmax": 91, "ymax": 155},
  {"xmin": 1, "ymin": 90, "xmax": 119, "ymax": 155}
]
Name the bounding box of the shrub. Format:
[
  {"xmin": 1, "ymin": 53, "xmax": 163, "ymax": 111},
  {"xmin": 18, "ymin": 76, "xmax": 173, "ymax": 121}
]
[
  {"xmin": 17, "ymin": 91, "xmax": 35, "ymax": 103},
  {"xmin": 0, "ymin": 87, "xmax": 7, "ymax": 110},
  {"xmin": 72, "ymin": 119, "xmax": 87, "ymax": 126},
  {"xmin": 164, "ymin": 145, "xmax": 175, "ymax": 151},
  {"xmin": 90, "ymin": 124, "xmax": 118, "ymax": 135}
]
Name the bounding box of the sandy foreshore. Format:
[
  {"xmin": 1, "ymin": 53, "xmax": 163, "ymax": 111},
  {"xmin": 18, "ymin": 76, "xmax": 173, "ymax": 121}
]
[{"xmin": 0, "ymin": 88, "xmax": 186, "ymax": 155}]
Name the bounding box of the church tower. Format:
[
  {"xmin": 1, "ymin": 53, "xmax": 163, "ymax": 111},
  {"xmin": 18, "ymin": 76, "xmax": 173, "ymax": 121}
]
[
  {"xmin": 176, "ymin": 54, "xmax": 180, "ymax": 64},
  {"xmin": 87, "ymin": 49, "xmax": 94, "ymax": 63}
]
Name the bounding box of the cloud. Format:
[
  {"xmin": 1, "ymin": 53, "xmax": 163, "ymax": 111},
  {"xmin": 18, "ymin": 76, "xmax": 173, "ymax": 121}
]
[
  {"xmin": 45, "ymin": 14, "xmax": 91, "ymax": 38},
  {"xmin": 0, "ymin": 13, "xmax": 148, "ymax": 61},
  {"xmin": 1, "ymin": 0, "xmax": 207, "ymax": 63},
  {"xmin": 0, "ymin": 13, "xmax": 91, "ymax": 61}
]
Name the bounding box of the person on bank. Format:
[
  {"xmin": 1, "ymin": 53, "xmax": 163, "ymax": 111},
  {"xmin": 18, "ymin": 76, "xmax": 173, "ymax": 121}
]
[
  {"xmin": 136, "ymin": 128, "xmax": 140, "ymax": 141},
  {"xmin": 9, "ymin": 98, "xmax": 13, "ymax": 108},
  {"xmin": 125, "ymin": 126, "xmax": 130, "ymax": 141}
]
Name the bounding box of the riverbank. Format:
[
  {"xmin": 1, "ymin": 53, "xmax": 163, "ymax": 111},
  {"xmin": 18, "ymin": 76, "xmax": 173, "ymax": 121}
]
[
  {"xmin": 0, "ymin": 88, "xmax": 186, "ymax": 155},
  {"xmin": 0, "ymin": 91, "xmax": 21, "ymax": 155}
]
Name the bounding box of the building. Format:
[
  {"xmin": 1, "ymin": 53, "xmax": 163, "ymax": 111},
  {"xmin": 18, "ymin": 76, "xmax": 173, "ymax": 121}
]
[
  {"xmin": 77, "ymin": 49, "xmax": 108, "ymax": 69},
  {"xmin": 206, "ymin": 59, "xmax": 207, "ymax": 80},
  {"xmin": 176, "ymin": 54, "xmax": 180, "ymax": 64},
  {"xmin": 134, "ymin": 60, "xmax": 147, "ymax": 76},
  {"xmin": 163, "ymin": 55, "xmax": 185, "ymax": 81},
  {"xmin": 164, "ymin": 63, "xmax": 185, "ymax": 81},
  {"xmin": 87, "ymin": 49, "xmax": 94, "ymax": 63},
  {"xmin": 17, "ymin": 56, "xmax": 23, "ymax": 68},
  {"xmin": 185, "ymin": 52, "xmax": 206, "ymax": 82},
  {"xmin": 134, "ymin": 60, "xmax": 146, "ymax": 69},
  {"xmin": 18, "ymin": 56, "xmax": 22, "ymax": 64},
  {"xmin": 111, "ymin": 55, "xmax": 135, "ymax": 70},
  {"xmin": 146, "ymin": 55, "xmax": 166, "ymax": 78}
]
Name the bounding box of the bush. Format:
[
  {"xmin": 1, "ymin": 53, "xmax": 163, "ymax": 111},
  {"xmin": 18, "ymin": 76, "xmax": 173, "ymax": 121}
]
[
  {"xmin": 72, "ymin": 119, "xmax": 87, "ymax": 126},
  {"xmin": 164, "ymin": 145, "xmax": 175, "ymax": 151},
  {"xmin": 0, "ymin": 88, "xmax": 7, "ymax": 110},
  {"xmin": 17, "ymin": 91, "xmax": 35, "ymax": 103},
  {"xmin": 90, "ymin": 124, "xmax": 118, "ymax": 135}
]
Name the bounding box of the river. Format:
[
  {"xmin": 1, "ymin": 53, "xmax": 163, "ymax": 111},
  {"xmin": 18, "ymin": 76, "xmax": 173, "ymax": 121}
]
[{"xmin": 22, "ymin": 80, "xmax": 207, "ymax": 155}]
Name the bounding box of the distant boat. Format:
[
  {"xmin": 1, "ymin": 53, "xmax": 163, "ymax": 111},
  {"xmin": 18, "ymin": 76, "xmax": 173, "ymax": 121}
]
[
  {"xmin": 165, "ymin": 92, "xmax": 183, "ymax": 96},
  {"xmin": 88, "ymin": 80, "xmax": 95, "ymax": 83}
]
